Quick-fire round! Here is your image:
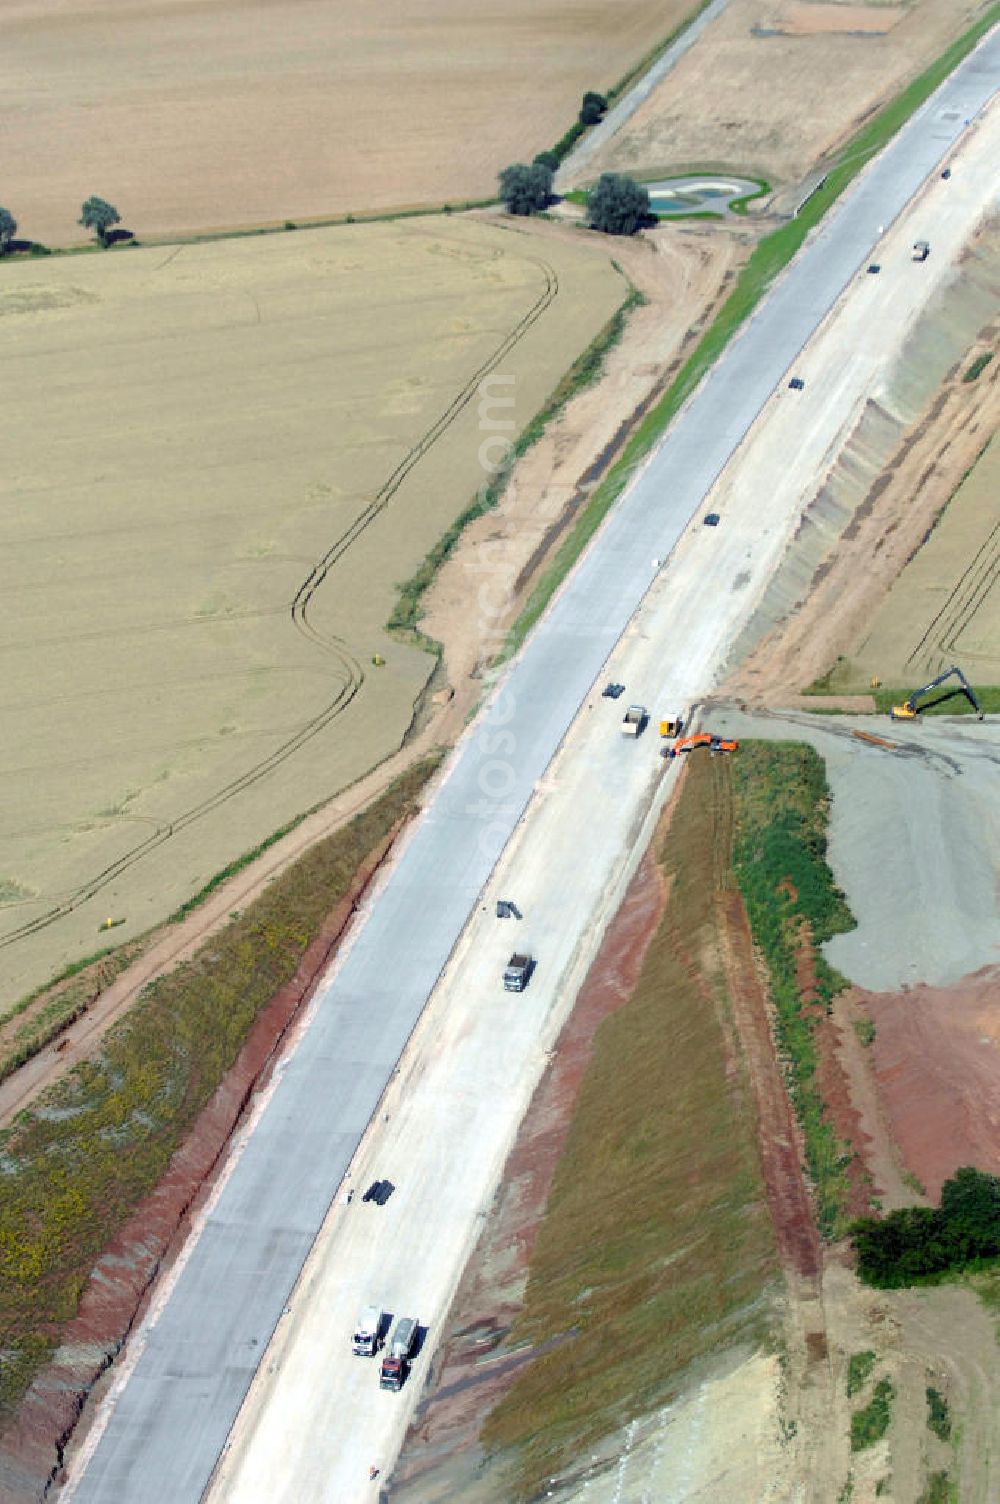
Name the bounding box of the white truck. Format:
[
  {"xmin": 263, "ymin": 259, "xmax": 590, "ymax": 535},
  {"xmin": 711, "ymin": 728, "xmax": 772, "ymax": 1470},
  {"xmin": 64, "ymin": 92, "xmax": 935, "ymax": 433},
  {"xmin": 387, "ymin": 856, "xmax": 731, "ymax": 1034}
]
[
  {"xmin": 352, "ymin": 1304, "xmax": 382, "ymax": 1357},
  {"xmin": 621, "ymin": 704, "xmax": 648, "ymax": 737}
]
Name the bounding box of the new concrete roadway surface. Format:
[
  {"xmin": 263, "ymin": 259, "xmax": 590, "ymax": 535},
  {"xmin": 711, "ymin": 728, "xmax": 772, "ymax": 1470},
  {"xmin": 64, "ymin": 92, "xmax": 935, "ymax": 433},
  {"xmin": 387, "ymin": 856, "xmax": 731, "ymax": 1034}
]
[{"xmin": 64, "ymin": 34, "xmax": 1000, "ymax": 1504}]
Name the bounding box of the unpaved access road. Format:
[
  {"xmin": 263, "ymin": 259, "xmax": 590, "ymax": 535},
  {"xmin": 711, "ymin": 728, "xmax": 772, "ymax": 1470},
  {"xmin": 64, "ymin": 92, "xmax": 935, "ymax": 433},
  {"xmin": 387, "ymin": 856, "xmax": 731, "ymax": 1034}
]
[{"xmin": 63, "ymin": 42, "xmax": 1000, "ymax": 1504}]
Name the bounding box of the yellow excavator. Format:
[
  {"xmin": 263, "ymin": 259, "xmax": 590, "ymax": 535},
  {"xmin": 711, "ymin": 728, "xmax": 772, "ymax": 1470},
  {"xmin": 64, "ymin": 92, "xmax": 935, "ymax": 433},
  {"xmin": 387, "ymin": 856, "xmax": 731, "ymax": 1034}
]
[{"xmin": 890, "ymin": 666, "xmax": 984, "ymax": 721}]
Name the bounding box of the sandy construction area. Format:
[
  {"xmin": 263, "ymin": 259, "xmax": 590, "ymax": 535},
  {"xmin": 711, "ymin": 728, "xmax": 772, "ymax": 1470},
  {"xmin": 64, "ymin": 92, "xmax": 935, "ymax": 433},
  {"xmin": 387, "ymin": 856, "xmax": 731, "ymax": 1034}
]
[
  {"xmin": 4, "ymin": 0, "xmax": 693, "ymax": 248},
  {"xmin": 567, "ymin": 0, "xmax": 985, "ymax": 190},
  {"xmin": 0, "ymin": 217, "xmax": 624, "ymax": 1010}
]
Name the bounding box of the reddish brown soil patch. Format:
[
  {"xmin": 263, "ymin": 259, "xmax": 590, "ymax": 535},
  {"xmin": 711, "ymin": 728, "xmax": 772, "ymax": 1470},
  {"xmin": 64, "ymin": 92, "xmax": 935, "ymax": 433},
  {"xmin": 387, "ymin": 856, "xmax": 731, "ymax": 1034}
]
[
  {"xmin": 391, "ymin": 847, "xmax": 667, "ymax": 1495},
  {"xmin": 0, "ymin": 825, "xmax": 403, "ymax": 1504},
  {"xmin": 716, "ymin": 890, "xmax": 821, "ymax": 1280},
  {"xmin": 858, "ymin": 967, "xmax": 1000, "ymax": 1200}
]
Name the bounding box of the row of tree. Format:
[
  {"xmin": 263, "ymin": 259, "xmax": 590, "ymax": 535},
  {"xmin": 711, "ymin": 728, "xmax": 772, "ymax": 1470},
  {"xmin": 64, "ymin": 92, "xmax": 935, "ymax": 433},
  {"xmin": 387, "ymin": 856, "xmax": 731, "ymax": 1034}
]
[
  {"xmin": 0, "ymin": 197, "xmax": 123, "ymax": 255},
  {"xmin": 852, "ymin": 1167, "xmax": 1000, "ymax": 1287},
  {"xmin": 498, "ymin": 162, "xmax": 651, "ymax": 236}
]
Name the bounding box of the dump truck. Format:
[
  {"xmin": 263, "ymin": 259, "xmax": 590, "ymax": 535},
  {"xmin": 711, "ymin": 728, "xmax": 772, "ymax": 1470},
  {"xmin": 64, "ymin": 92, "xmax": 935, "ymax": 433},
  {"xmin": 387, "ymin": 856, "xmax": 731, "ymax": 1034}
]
[
  {"xmin": 503, "ymin": 953, "xmax": 534, "ymax": 992},
  {"xmin": 912, "ymin": 240, "xmax": 930, "ymax": 261},
  {"xmin": 621, "ymin": 705, "xmax": 648, "ymax": 737},
  {"xmin": 659, "ymin": 714, "xmax": 684, "ymax": 738},
  {"xmin": 379, "ymin": 1316, "xmax": 419, "ymax": 1391},
  {"xmin": 352, "ymin": 1305, "xmax": 382, "ymax": 1356},
  {"xmin": 890, "ymin": 666, "xmax": 983, "ymax": 721}
]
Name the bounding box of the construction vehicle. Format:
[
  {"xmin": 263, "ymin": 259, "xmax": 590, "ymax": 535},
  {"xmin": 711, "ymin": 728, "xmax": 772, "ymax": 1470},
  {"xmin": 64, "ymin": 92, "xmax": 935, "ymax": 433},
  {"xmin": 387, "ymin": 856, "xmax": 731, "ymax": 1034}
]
[
  {"xmin": 659, "ymin": 714, "xmax": 684, "ymax": 738},
  {"xmin": 912, "ymin": 240, "xmax": 930, "ymax": 262},
  {"xmin": 602, "ymin": 682, "xmax": 625, "ymax": 699},
  {"xmin": 504, "ymin": 953, "xmax": 534, "ymax": 992},
  {"xmin": 890, "ymin": 666, "xmax": 983, "ymax": 721},
  {"xmin": 379, "ymin": 1317, "xmax": 419, "ymax": 1392},
  {"xmin": 664, "ymin": 733, "xmax": 738, "ymax": 760},
  {"xmin": 352, "ymin": 1305, "xmax": 383, "ymax": 1357},
  {"xmin": 621, "ymin": 704, "xmax": 648, "ymax": 737}
]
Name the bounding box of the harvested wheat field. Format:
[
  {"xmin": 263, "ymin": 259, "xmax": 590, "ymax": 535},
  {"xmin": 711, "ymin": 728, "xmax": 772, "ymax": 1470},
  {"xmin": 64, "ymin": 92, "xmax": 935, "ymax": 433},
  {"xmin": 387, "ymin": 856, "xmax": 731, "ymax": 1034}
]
[
  {"xmin": 852, "ymin": 430, "xmax": 1000, "ymax": 684},
  {"xmin": 0, "ymin": 217, "xmax": 625, "ymax": 1009},
  {"xmin": 567, "ymin": 0, "xmax": 986, "ymax": 192},
  {"xmin": 5, "ymin": 0, "xmax": 695, "ymax": 248}
]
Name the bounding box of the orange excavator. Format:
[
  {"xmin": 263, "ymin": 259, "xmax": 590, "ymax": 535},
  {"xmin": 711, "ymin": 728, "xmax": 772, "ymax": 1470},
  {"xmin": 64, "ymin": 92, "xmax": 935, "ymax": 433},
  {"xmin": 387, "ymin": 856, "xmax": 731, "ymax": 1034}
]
[{"xmin": 663, "ymin": 732, "xmax": 739, "ymax": 760}]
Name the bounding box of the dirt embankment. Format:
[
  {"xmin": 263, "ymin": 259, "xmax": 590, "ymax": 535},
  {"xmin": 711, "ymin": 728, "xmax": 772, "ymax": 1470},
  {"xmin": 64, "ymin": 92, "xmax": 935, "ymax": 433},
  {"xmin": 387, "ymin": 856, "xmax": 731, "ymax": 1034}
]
[
  {"xmin": 727, "ymin": 220, "xmax": 1000, "ymax": 701},
  {"xmin": 0, "ymin": 826, "xmax": 403, "ymax": 1504}
]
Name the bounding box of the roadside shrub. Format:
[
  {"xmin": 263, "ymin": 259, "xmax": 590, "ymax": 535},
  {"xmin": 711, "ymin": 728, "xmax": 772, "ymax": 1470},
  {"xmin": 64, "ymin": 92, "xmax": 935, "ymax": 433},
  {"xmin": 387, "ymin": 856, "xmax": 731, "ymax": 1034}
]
[
  {"xmin": 587, "ymin": 173, "xmax": 652, "ymax": 236},
  {"xmin": 498, "ymin": 162, "xmax": 553, "ymax": 216},
  {"xmin": 533, "ymin": 150, "xmax": 560, "ymax": 172},
  {"xmin": 851, "ymin": 1167, "xmax": 1000, "ymax": 1286}
]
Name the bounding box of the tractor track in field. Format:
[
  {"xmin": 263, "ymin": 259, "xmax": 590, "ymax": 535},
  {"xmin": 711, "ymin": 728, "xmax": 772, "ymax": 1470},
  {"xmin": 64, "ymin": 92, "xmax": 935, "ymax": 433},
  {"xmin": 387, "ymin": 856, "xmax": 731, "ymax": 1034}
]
[{"xmin": 0, "ymin": 255, "xmax": 559, "ymax": 952}]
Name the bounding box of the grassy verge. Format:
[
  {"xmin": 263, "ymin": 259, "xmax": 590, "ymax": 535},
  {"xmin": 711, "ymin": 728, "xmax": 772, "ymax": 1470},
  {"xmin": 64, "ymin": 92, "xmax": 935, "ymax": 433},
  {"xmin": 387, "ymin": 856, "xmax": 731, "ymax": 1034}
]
[
  {"xmin": 480, "ymin": 753, "xmax": 778, "ymax": 1498},
  {"xmin": 503, "ymin": 4, "xmax": 1000, "ymax": 656},
  {"xmin": 387, "ymin": 283, "xmax": 645, "ymax": 646},
  {"xmin": 0, "ymin": 755, "xmax": 440, "ymax": 1417},
  {"xmin": 731, "ymin": 743, "xmax": 856, "ymax": 1237},
  {"xmin": 0, "ymin": 942, "xmax": 148, "ymax": 1086}
]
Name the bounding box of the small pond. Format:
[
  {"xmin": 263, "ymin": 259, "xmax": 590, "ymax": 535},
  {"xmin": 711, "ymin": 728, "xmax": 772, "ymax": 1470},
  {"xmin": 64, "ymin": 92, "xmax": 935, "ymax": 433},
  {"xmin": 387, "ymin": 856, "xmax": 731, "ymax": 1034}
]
[{"xmin": 645, "ymin": 175, "xmax": 766, "ymax": 217}]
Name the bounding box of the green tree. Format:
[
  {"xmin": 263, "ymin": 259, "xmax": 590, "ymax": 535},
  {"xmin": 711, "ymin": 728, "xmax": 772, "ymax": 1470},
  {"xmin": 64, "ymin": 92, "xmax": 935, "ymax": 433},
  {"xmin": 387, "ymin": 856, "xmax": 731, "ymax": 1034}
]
[
  {"xmin": 579, "ymin": 90, "xmax": 607, "ymax": 126},
  {"xmin": 533, "ymin": 150, "xmax": 560, "ymax": 173},
  {"xmin": 587, "ymin": 173, "xmax": 651, "ymax": 236},
  {"xmin": 79, "ymin": 196, "xmax": 121, "ymax": 247},
  {"xmin": 0, "ymin": 207, "xmax": 16, "ymax": 254},
  {"xmin": 852, "ymin": 1168, "xmax": 1000, "ymax": 1286},
  {"xmin": 498, "ymin": 163, "xmax": 553, "ymax": 217}
]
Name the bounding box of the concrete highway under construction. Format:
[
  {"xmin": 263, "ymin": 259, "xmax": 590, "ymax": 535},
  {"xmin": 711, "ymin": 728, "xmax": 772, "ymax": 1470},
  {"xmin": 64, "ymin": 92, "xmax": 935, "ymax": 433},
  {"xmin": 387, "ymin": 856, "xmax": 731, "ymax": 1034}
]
[{"xmin": 65, "ymin": 30, "xmax": 1000, "ymax": 1504}]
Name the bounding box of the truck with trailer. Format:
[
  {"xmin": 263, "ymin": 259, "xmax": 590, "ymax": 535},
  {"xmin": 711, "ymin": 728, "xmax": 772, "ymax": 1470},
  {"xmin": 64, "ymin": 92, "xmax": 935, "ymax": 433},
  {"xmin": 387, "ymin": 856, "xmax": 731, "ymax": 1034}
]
[
  {"xmin": 352, "ymin": 1305, "xmax": 382, "ymax": 1357},
  {"xmin": 379, "ymin": 1316, "xmax": 419, "ymax": 1391},
  {"xmin": 503, "ymin": 953, "xmax": 534, "ymax": 992}
]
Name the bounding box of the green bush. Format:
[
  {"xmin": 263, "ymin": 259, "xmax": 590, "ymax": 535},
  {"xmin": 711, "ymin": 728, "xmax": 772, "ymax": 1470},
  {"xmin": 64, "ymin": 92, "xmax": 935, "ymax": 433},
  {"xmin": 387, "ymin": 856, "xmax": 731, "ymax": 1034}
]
[
  {"xmin": 926, "ymin": 1386, "xmax": 951, "ymax": 1442},
  {"xmin": 963, "ymin": 351, "xmax": 994, "ymax": 382},
  {"xmin": 851, "ymin": 1377, "xmax": 895, "ymax": 1450},
  {"xmin": 587, "ymin": 173, "xmax": 651, "ymax": 236},
  {"xmin": 498, "ymin": 162, "xmax": 553, "ymax": 216},
  {"xmin": 847, "ymin": 1350, "xmax": 877, "ymax": 1397},
  {"xmin": 852, "ymin": 1168, "xmax": 1000, "ymax": 1286},
  {"xmin": 579, "ymin": 91, "xmax": 607, "ymax": 126}
]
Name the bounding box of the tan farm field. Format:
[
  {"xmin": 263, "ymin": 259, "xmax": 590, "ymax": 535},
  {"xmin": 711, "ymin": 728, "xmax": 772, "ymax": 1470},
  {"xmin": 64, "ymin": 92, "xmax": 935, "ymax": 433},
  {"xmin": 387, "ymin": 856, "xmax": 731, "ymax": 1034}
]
[
  {"xmin": 5, "ymin": 0, "xmax": 696, "ymax": 248},
  {"xmin": 0, "ymin": 217, "xmax": 625, "ymax": 1009},
  {"xmin": 851, "ymin": 429, "xmax": 1000, "ymax": 684},
  {"xmin": 570, "ymin": 0, "xmax": 988, "ymax": 193}
]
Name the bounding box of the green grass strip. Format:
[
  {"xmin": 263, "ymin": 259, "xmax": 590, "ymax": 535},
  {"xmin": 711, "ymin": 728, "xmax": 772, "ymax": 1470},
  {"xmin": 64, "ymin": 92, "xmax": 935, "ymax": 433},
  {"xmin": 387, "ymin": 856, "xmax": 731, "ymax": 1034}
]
[
  {"xmin": 504, "ymin": 5, "xmax": 1000, "ymax": 657},
  {"xmin": 731, "ymin": 742, "xmax": 856, "ymax": 1237}
]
